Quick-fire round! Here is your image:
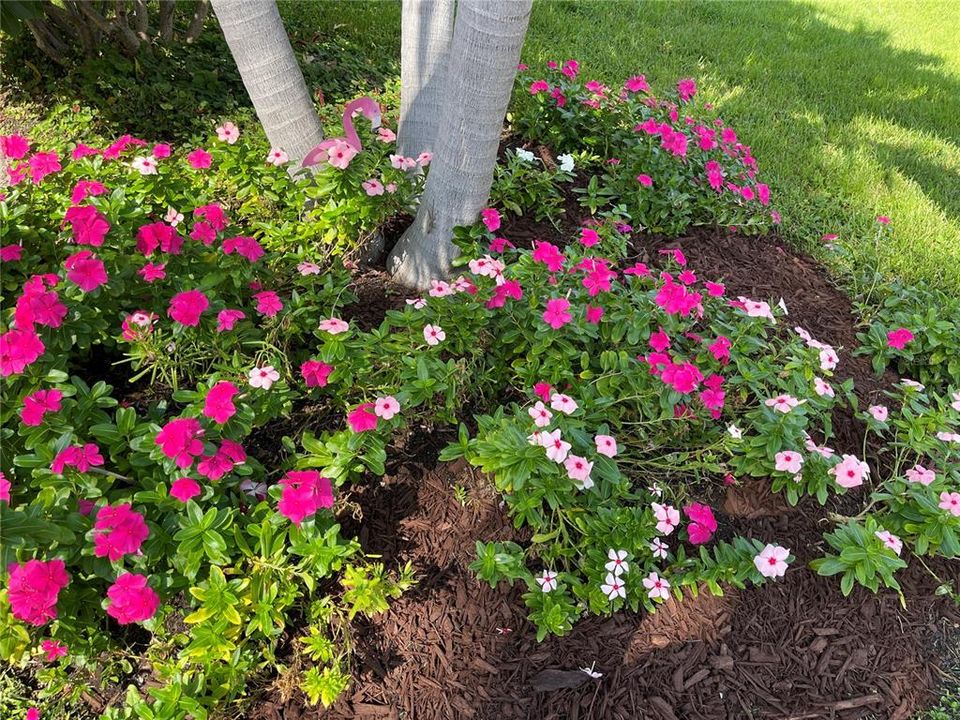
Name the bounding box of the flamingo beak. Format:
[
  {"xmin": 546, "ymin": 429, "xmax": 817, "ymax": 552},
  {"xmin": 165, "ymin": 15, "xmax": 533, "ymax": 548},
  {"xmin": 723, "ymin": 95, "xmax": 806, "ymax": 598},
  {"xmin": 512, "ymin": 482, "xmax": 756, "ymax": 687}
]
[{"xmin": 301, "ymin": 146, "xmax": 325, "ymax": 168}]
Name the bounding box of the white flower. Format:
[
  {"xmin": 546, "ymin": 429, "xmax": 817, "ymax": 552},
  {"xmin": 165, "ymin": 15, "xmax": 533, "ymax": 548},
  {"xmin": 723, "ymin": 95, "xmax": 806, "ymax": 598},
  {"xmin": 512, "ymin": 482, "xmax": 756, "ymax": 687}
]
[
  {"xmin": 727, "ymin": 424, "xmax": 743, "ymax": 439},
  {"xmin": 248, "ymin": 365, "xmax": 280, "ymax": 389},
  {"xmin": 131, "ymin": 156, "xmax": 158, "ymax": 175},
  {"xmin": 650, "ymin": 538, "xmax": 669, "ymax": 560},
  {"xmin": 557, "ymin": 153, "xmax": 575, "ymax": 173},
  {"xmin": 423, "ymin": 324, "xmax": 445, "ymax": 346},
  {"xmin": 777, "ymin": 298, "xmax": 789, "ymax": 315},
  {"xmin": 528, "ymin": 401, "xmax": 553, "ymax": 428},
  {"xmin": 600, "ymin": 572, "xmax": 626, "ymax": 600},
  {"xmin": 550, "ymin": 393, "xmax": 578, "ymax": 415},
  {"xmin": 536, "ymin": 570, "xmax": 558, "ymax": 593},
  {"xmin": 605, "ymin": 549, "xmax": 629, "ymax": 576},
  {"xmin": 580, "ymin": 662, "xmax": 602, "ymax": 679},
  {"xmin": 642, "ymin": 571, "xmax": 670, "ymax": 600},
  {"xmin": 647, "ymin": 483, "xmax": 663, "ymax": 497},
  {"xmin": 515, "ymin": 148, "xmax": 535, "ymax": 163}
]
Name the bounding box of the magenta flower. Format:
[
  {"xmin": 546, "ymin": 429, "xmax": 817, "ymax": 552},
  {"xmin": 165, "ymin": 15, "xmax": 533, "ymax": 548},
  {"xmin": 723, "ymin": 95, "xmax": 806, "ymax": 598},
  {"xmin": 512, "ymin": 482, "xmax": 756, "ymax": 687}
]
[
  {"xmin": 684, "ymin": 503, "xmax": 717, "ymax": 545},
  {"xmin": 253, "ymin": 290, "xmax": 283, "ymax": 317},
  {"xmin": 480, "ymin": 208, "xmax": 501, "ymax": 232},
  {"xmin": 93, "ymin": 503, "xmax": 149, "ymax": 561},
  {"xmin": 677, "ymin": 78, "xmax": 697, "ymax": 102},
  {"xmin": 542, "ymin": 298, "xmax": 572, "ymax": 329},
  {"xmin": 28, "ymin": 151, "xmax": 61, "ymax": 184},
  {"xmin": 636, "ymin": 174, "xmax": 653, "ymax": 187},
  {"xmin": 136, "ymin": 222, "xmax": 182, "ymax": 256},
  {"xmin": 580, "ymin": 228, "xmax": 600, "ymax": 247},
  {"xmin": 70, "ymin": 179, "xmax": 108, "ymax": 205},
  {"xmin": 203, "ymin": 381, "xmax": 239, "ymax": 424},
  {"xmin": 155, "ymin": 417, "xmax": 205, "ymax": 468},
  {"xmin": 0, "ymin": 133, "xmax": 30, "ymax": 159},
  {"xmin": 41, "ymin": 639, "xmax": 68, "ymax": 662},
  {"xmin": 876, "ymin": 215, "xmax": 891, "ymax": 225},
  {"xmin": 886, "ymin": 327, "xmax": 913, "ymax": 349},
  {"xmin": 64, "ymin": 250, "xmax": 108, "ymax": 292},
  {"xmin": 138, "ymin": 262, "xmax": 166, "ymax": 283},
  {"xmin": 217, "ymin": 309, "xmax": 245, "ymax": 332},
  {"xmin": 106, "ymin": 573, "xmax": 159, "ymax": 624},
  {"xmin": 6, "ymin": 559, "xmax": 69, "ymax": 626},
  {"xmin": 64, "ymin": 204, "xmax": 110, "ymax": 247},
  {"xmin": 301, "ymin": 359, "xmax": 334, "ymax": 388},
  {"xmin": 277, "ymin": 470, "xmax": 334, "ymax": 526},
  {"xmin": 197, "ymin": 440, "xmax": 246, "ymax": 481},
  {"xmin": 624, "ymin": 75, "xmax": 650, "ymax": 94},
  {"xmin": 170, "ymin": 477, "xmax": 201, "ymax": 502},
  {"xmin": 529, "ymin": 79, "xmax": 550, "ymax": 94},
  {"xmin": 585, "ymin": 305, "xmax": 604, "ymax": 324},
  {"xmin": 561, "ymin": 59, "xmax": 579, "ymax": 78},
  {"xmin": 168, "ymin": 290, "xmax": 209, "ymax": 327},
  {"xmin": 0, "ymin": 328, "xmax": 45, "ymax": 376},
  {"xmin": 186, "ymin": 148, "xmax": 212, "ymax": 169},
  {"xmin": 51, "ymin": 443, "xmax": 103, "ymax": 475},
  {"xmin": 348, "ymin": 403, "xmax": 379, "ymax": 432},
  {"xmin": 21, "ymin": 389, "xmax": 63, "ymax": 426},
  {"xmin": 532, "ymin": 241, "xmax": 565, "ymax": 272},
  {"xmin": 1, "ymin": 244, "xmax": 23, "ymax": 262},
  {"xmin": 222, "ymin": 235, "xmax": 264, "ymax": 263}
]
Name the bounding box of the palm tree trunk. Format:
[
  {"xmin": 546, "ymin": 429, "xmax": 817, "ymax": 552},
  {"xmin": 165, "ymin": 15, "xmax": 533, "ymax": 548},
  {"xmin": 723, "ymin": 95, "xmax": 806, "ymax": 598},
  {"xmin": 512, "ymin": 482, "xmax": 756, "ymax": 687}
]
[
  {"xmin": 388, "ymin": 0, "xmax": 532, "ymax": 289},
  {"xmin": 211, "ymin": 0, "xmax": 323, "ymax": 165},
  {"xmin": 397, "ymin": 0, "xmax": 454, "ymax": 158}
]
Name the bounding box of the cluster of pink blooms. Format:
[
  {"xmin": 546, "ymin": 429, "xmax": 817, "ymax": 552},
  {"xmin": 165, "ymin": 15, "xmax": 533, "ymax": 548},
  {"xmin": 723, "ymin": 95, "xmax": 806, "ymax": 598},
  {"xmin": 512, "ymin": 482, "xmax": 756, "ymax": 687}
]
[
  {"xmin": 277, "ymin": 470, "xmax": 334, "ymax": 525},
  {"xmin": 347, "ymin": 395, "xmax": 401, "ymax": 433}
]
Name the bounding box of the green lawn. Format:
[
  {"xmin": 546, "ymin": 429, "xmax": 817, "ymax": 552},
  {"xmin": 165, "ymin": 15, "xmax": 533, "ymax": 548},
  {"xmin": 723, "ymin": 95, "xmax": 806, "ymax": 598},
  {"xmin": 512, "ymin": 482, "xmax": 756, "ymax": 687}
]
[{"xmin": 283, "ymin": 0, "xmax": 960, "ymax": 294}]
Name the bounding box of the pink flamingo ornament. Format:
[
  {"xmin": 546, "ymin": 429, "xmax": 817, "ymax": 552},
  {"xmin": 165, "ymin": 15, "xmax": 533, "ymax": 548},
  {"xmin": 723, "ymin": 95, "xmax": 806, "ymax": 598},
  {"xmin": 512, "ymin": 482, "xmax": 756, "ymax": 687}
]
[{"xmin": 301, "ymin": 96, "xmax": 382, "ymax": 168}]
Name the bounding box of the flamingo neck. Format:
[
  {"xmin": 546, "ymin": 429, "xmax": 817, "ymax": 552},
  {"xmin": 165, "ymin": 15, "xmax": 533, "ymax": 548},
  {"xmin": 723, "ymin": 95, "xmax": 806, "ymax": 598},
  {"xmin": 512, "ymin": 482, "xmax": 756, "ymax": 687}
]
[{"xmin": 341, "ymin": 97, "xmax": 381, "ymax": 152}]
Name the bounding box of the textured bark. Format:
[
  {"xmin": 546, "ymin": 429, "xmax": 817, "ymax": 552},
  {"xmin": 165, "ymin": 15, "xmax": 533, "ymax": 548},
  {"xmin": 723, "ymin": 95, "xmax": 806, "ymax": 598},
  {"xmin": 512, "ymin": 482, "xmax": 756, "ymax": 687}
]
[
  {"xmin": 185, "ymin": 0, "xmax": 210, "ymax": 43},
  {"xmin": 25, "ymin": 19, "xmax": 70, "ymax": 66},
  {"xmin": 388, "ymin": 0, "xmax": 532, "ymax": 289},
  {"xmin": 211, "ymin": 0, "xmax": 324, "ymax": 165},
  {"xmin": 158, "ymin": 0, "xmax": 175, "ymax": 41},
  {"xmin": 132, "ymin": 0, "xmax": 150, "ymax": 40},
  {"xmin": 76, "ymin": 0, "xmax": 141, "ymax": 56},
  {"xmin": 397, "ymin": 0, "xmax": 454, "ymax": 158}
]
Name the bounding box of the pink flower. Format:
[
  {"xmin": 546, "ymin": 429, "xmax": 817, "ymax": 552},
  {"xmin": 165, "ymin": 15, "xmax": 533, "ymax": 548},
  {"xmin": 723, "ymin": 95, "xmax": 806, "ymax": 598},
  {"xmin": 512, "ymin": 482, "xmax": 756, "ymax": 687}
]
[
  {"xmin": 541, "ymin": 429, "xmax": 571, "ymax": 463},
  {"xmin": 216, "ymin": 121, "xmax": 239, "ymax": 144},
  {"xmin": 186, "ymin": 148, "xmax": 212, "ymax": 169},
  {"xmin": 775, "ymin": 450, "xmax": 803, "ymax": 474},
  {"xmin": 155, "ymin": 418, "xmax": 205, "ymax": 469},
  {"xmin": 417, "ymin": 151, "xmax": 433, "ymax": 166},
  {"xmin": 877, "ymin": 215, "xmax": 891, "ymax": 225},
  {"xmin": 642, "ymin": 571, "xmax": 670, "ymax": 600},
  {"xmin": 532, "ymin": 241, "xmax": 565, "ymax": 272},
  {"xmin": 829, "ymin": 453, "xmax": 869, "ymax": 489},
  {"xmin": 595, "ymin": 434, "xmax": 617, "ymax": 457},
  {"xmin": 875, "ymin": 530, "xmax": 902, "ymax": 556},
  {"xmin": 326, "ymin": 141, "xmax": 356, "ymax": 169},
  {"xmin": 1, "ymin": 244, "xmax": 23, "ymax": 262},
  {"xmin": 481, "ymin": 208, "xmax": 501, "ymax": 232},
  {"xmin": 563, "ymin": 454, "xmax": 593, "ymax": 488},
  {"xmin": 248, "ymin": 365, "xmax": 280, "ymax": 389},
  {"xmin": 754, "ymin": 544, "xmax": 790, "ymax": 578},
  {"xmin": 543, "ymin": 298, "xmax": 572, "ymax": 329},
  {"xmin": 939, "ymin": 491, "xmax": 960, "ymax": 517},
  {"xmin": 423, "ymin": 324, "xmax": 445, "ymax": 345},
  {"xmin": 636, "ymin": 174, "xmax": 653, "ymax": 187},
  {"xmin": 652, "ymin": 502, "xmax": 680, "ymax": 535},
  {"xmin": 529, "ymin": 80, "xmax": 550, "ymax": 94},
  {"xmin": 41, "ymin": 638, "xmax": 68, "ymax": 662},
  {"xmin": 137, "ymin": 262, "xmax": 166, "ymax": 283},
  {"xmin": 580, "ymin": 228, "xmax": 600, "ymax": 247},
  {"xmin": 64, "ymin": 204, "xmax": 110, "ymax": 247},
  {"xmin": 253, "ymin": 290, "xmax": 283, "ymax": 317},
  {"xmin": 0, "ymin": 328, "xmax": 45, "ymax": 376},
  {"xmin": 319, "ymin": 317, "xmax": 349, "ymax": 334},
  {"xmin": 905, "ymin": 464, "xmax": 935, "ymax": 485},
  {"xmin": 168, "ymin": 290, "xmax": 209, "ymax": 326},
  {"xmin": 7, "ymin": 559, "xmax": 69, "ymax": 625},
  {"xmin": 677, "ymin": 78, "xmax": 697, "ymax": 102},
  {"xmin": 197, "ymin": 440, "xmax": 246, "ymax": 480},
  {"xmin": 301, "ymin": 359, "xmax": 334, "ymax": 388},
  {"xmin": 348, "ymin": 403, "xmax": 378, "ymax": 432},
  {"xmin": 121, "ymin": 311, "xmax": 156, "ymax": 341},
  {"xmin": 586, "ymin": 305, "xmax": 604, "ymax": 324},
  {"xmin": 204, "ymin": 381, "xmax": 239, "ymax": 424},
  {"xmin": 886, "ymin": 328, "xmax": 913, "ymax": 349},
  {"xmin": 868, "ymin": 405, "xmax": 888, "ymax": 422},
  {"xmin": 29, "ymin": 151, "xmax": 61, "ymax": 184},
  {"xmin": 64, "ymin": 250, "xmax": 108, "ymax": 292},
  {"xmin": 362, "ymin": 179, "xmax": 385, "ymax": 196},
  {"xmin": 137, "ymin": 222, "xmax": 182, "ymax": 256},
  {"xmin": 550, "ymin": 393, "xmax": 578, "ymax": 414},
  {"xmin": 1, "ymin": 134, "xmax": 30, "ymax": 159},
  {"xmin": 106, "ymin": 573, "xmax": 160, "ymax": 624},
  {"xmin": 298, "ymin": 261, "xmax": 322, "ymax": 276},
  {"xmin": 170, "ymin": 477, "xmax": 201, "ymax": 502},
  {"xmin": 51, "ymin": 443, "xmax": 104, "ymax": 475},
  {"xmin": 374, "ymin": 395, "xmax": 400, "ymax": 420},
  {"xmin": 389, "ymin": 153, "xmax": 416, "ymax": 170},
  {"xmin": 217, "ymin": 309, "xmax": 245, "ymax": 332},
  {"xmin": 70, "ymin": 179, "xmax": 108, "ymax": 205},
  {"xmin": 813, "ymin": 377, "xmax": 835, "ymax": 398},
  {"xmin": 533, "ymin": 382, "xmax": 553, "ymax": 402},
  {"xmin": 684, "ymin": 503, "xmax": 717, "ymax": 544},
  {"xmin": 93, "ymin": 503, "xmax": 149, "ymax": 561},
  {"xmin": 528, "ymin": 401, "xmax": 553, "ymax": 427},
  {"xmin": 377, "ymin": 127, "xmax": 396, "ymax": 143},
  {"xmin": 738, "ymin": 297, "xmax": 775, "ymax": 322},
  {"xmin": 819, "ymin": 347, "xmax": 839, "ymax": 371},
  {"xmin": 278, "ymin": 470, "xmax": 334, "ymax": 525},
  {"xmin": 72, "ymin": 143, "xmax": 99, "ymax": 160},
  {"xmin": 624, "ymin": 75, "xmax": 650, "ymax": 93},
  {"xmin": 561, "ymin": 59, "xmax": 579, "ymax": 78},
  {"xmin": 765, "ymin": 394, "xmax": 800, "ymax": 413},
  {"xmin": 21, "ymin": 389, "xmax": 63, "ymax": 426}
]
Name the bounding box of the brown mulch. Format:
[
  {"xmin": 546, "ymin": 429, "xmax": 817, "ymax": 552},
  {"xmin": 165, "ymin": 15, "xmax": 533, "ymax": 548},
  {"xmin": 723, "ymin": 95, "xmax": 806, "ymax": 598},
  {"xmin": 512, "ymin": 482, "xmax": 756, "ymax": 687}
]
[{"xmin": 249, "ymin": 225, "xmax": 960, "ymax": 720}]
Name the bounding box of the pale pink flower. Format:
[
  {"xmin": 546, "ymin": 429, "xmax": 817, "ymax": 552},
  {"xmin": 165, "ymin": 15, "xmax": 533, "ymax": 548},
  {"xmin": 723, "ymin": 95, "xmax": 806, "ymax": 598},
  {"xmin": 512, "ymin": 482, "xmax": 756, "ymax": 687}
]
[
  {"xmin": 765, "ymin": 394, "xmax": 801, "ymax": 413},
  {"xmin": 541, "ymin": 429, "xmax": 571, "ymax": 463},
  {"xmin": 875, "ymin": 530, "xmax": 902, "ymax": 556},
  {"xmin": 385, "ymin": 182, "xmax": 397, "ymax": 193},
  {"xmin": 528, "ymin": 401, "xmax": 553, "ymax": 428},
  {"xmin": 406, "ymin": 297, "xmax": 426, "ymax": 309},
  {"xmin": 804, "ymin": 436, "xmax": 836, "ymax": 459},
  {"xmin": 600, "ymin": 572, "xmax": 626, "ymax": 600},
  {"xmin": 298, "ymin": 261, "xmax": 322, "ymax": 275},
  {"xmin": 374, "ymin": 395, "xmax": 400, "ymax": 420},
  {"xmin": 131, "ymin": 156, "xmax": 158, "ymax": 175},
  {"xmin": 389, "ymin": 154, "xmax": 416, "ymax": 170},
  {"xmin": 564, "ymin": 455, "xmax": 594, "ymax": 488},
  {"xmin": 775, "ymin": 451, "xmax": 803, "ymax": 474},
  {"xmin": 377, "ymin": 127, "xmax": 396, "ymax": 143},
  {"xmin": 594, "ymin": 434, "xmax": 617, "ymax": 457},
  {"xmin": 868, "ymin": 405, "xmax": 888, "ymax": 422},
  {"xmin": 652, "ymin": 502, "xmax": 680, "ymax": 535},
  {"xmin": 830, "ymin": 453, "xmax": 869, "ymax": 488},
  {"xmin": 248, "ymin": 366, "xmax": 280, "ymax": 390},
  {"xmin": 901, "ymin": 379, "xmax": 925, "ymax": 391},
  {"xmin": 216, "ymin": 121, "xmax": 239, "ymax": 144},
  {"xmin": 362, "ymin": 178, "xmax": 385, "ymax": 196},
  {"xmin": 814, "ymin": 377, "xmax": 835, "ymax": 398},
  {"xmin": 164, "ymin": 208, "xmax": 184, "ymax": 226},
  {"xmin": 794, "ymin": 326, "xmax": 812, "ymax": 343},
  {"xmin": 536, "ymin": 570, "xmax": 558, "ymax": 593},
  {"xmin": 319, "ymin": 317, "xmax": 349, "ymax": 334},
  {"xmin": 754, "ymin": 544, "xmax": 790, "ymax": 578},
  {"xmin": 642, "ymin": 571, "xmax": 670, "ymax": 600},
  {"xmin": 550, "ymin": 393, "xmax": 578, "ymax": 415},
  {"xmin": 429, "ymin": 280, "xmax": 454, "ymax": 297},
  {"xmin": 819, "ymin": 347, "xmax": 839, "ymax": 371},
  {"xmin": 905, "ymin": 464, "xmax": 935, "ymax": 485},
  {"xmin": 266, "ymin": 147, "xmax": 289, "ymax": 166},
  {"xmin": 423, "ymin": 324, "xmax": 445, "ymax": 346},
  {"xmin": 416, "ymin": 151, "xmax": 433, "ymax": 166},
  {"xmin": 939, "ymin": 491, "xmax": 960, "ymax": 517},
  {"xmin": 951, "ymin": 391, "xmax": 960, "ymax": 412},
  {"xmin": 650, "ymin": 538, "xmax": 669, "ymax": 559},
  {"xmin": 605, "ymin": 549, "xmax": 629, "ymax": 575},
  {"xmin": 738, "ymin": 297, "xmax": 775, "ymax": 322},
  {"xmin": 937, "ymin": 431, "xmax": 960, "ymax": 443}
]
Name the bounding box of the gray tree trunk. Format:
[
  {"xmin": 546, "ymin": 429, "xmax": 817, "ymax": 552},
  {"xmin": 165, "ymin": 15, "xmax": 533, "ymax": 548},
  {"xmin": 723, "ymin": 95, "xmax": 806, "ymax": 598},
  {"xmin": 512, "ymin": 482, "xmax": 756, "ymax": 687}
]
[
  {"xmin": 388, "ymin": 0, "xmax": 532, "ymax": 289},
  {"xmin": 398, "ymin": 0, "xmax": 455, "ymax": 157},
  {"xmin": 211, "ymin": 0, "xmax": 323, "ymax": 165}
]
